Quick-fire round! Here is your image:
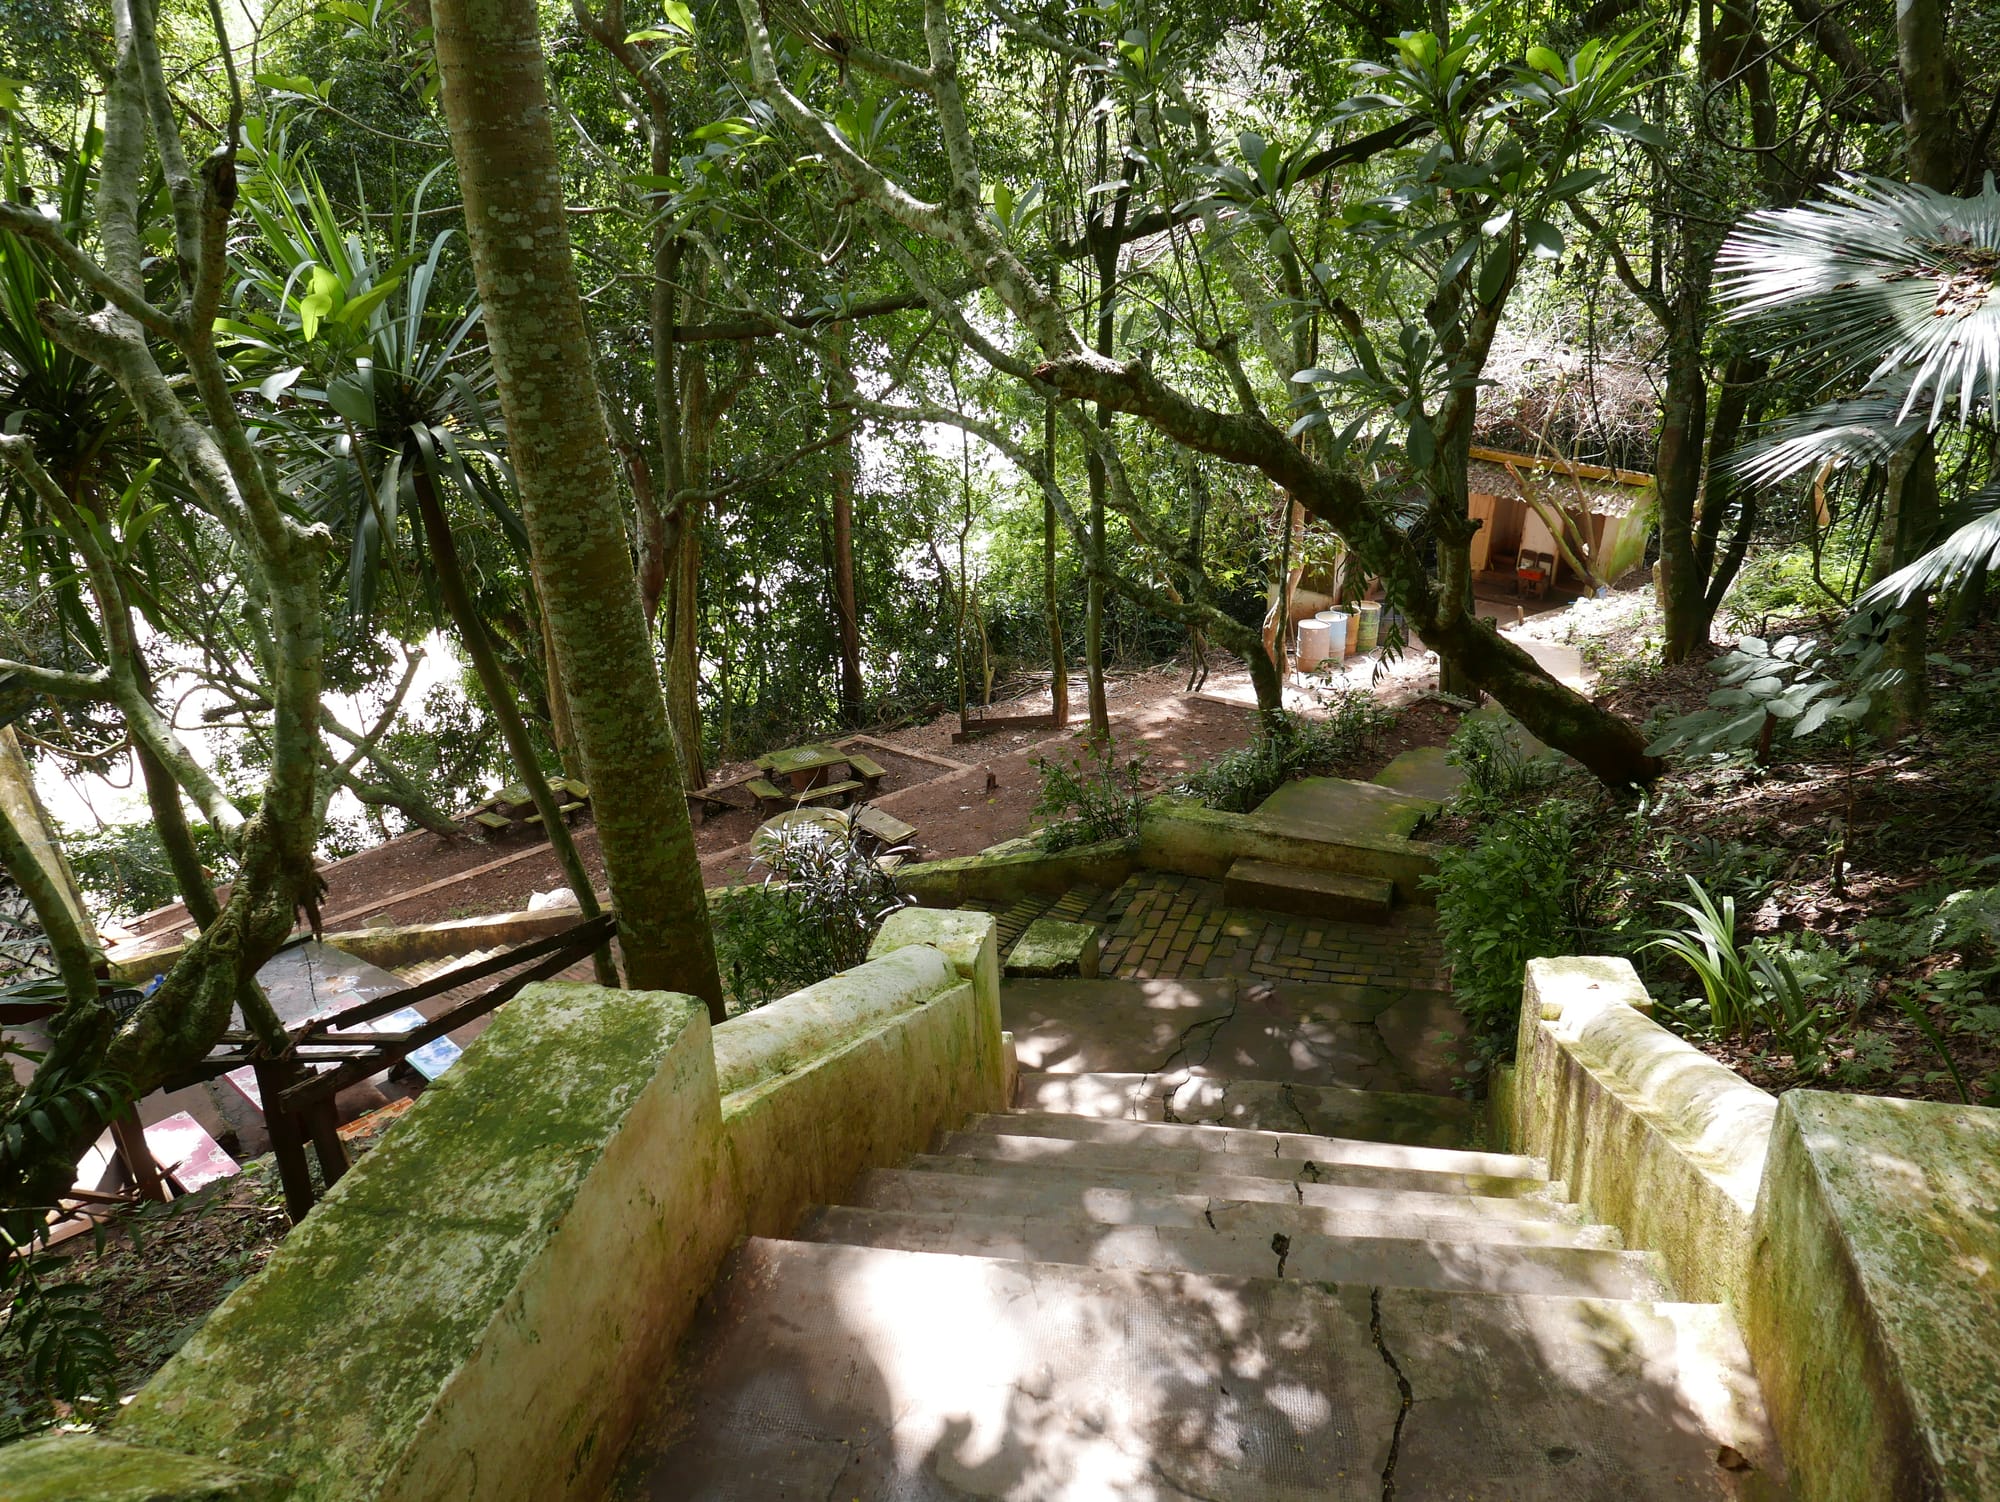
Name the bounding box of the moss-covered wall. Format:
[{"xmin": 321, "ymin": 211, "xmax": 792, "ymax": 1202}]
[
  {"xmin": 116, "ymin": 982, "xmax": 724, "ymax": 1502},
  {"xmin": 1747, "ymin": 1092, "xmax": 2000, "ymax": 1501},
  {"xmin": 1138, "ymin": 799, "xmax": 1440, "ymax": 904},
  {"xmin": 1507, "ymin": 956, "xmax": 1776, "ymax": 1309},
  {"xmin": 13, "ymin": 911, "xmax": 1003, "ymax": 1502}
]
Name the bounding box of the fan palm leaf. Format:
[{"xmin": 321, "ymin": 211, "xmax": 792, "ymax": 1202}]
[
  {"xmin": 1715, "ymin": 175, "xmax": 2000, "ymax": 428},
  {"xmin": 1722, "ymin": 390, "xmax": 1926, "ymax": 490},
  {"xmin": 1856, "ymin": 481, "xmax": 2000, "ymax": 609}
]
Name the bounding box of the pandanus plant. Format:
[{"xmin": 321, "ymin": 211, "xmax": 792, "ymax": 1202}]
[{"xmin": 225, "ymin": 144, "xmax": 616, "ymax": 980}]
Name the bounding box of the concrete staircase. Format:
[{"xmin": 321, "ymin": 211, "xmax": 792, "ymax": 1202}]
[{"xmin": 614, "ymin": 1056, "xmax": 1787, "ymax": 1497}]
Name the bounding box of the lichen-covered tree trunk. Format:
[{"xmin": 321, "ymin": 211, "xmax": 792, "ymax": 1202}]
[
  {"xmin": 432, "ymin": 0, "xmax": 722, "ymax": 1013},
  {"xmin": 827, "ymin": 325, "xmax": 864, "ymax": 722}
]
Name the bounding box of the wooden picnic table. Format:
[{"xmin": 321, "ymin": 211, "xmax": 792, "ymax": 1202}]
[{"xmin": 746, "ymin": 742, "xmax": 888, "ymax": 812}]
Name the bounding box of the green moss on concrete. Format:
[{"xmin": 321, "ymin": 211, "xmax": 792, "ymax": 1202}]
[
  {"xmin": 1005, "ymin": 918, "xmax": 1100, "ymax": 979},
  {"xmin": 0, "ymin": 1435, "xmax": 285, "ymax": 1501},
  {"xmin": 895, "ymin": 837, "xmax": 1137, "ymax": 908},
  {"xmin": 1513, "ymin": 956, "xmax": 1776, "ymax": 1309},
  {"xmin": 710, "ymin": 946, "xmax": 953, "ymax": 1097},
  {"xmin": 1138, "ymin": 798, "xmax": 1439, "ymax": 903},
  {"xmin": 1371, "ymin": 746, "xmax": 1463, "ymax": 803},
  {"xmin": 117, "ymin": 981, "xmax": 703, "ymax": 1499},
  {"xmin": 1254, "ymin": 776, "xmax": 1437, "ymax": 841},
  {"xmin": 1749, "ymin": 1091, "xmax": 2000, "ymax": 1501}
]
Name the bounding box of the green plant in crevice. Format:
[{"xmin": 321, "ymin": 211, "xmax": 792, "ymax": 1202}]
[
  {"xmin": 1426, "ymin": 798, "xmax": 1582, "ymax": 1087},
  {"xmin": 1032, "ymin": 740, "xmax": 1150, "ymax": 852},
  {"xmin": 1176, "ymin": 696, "xmax": 1390, "ymax": 814},
  {"xmin": 1443, "ymin": 712, "xmax": 1557, "ymax": 813}
]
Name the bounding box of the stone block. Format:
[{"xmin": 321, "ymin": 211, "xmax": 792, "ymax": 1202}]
[{"xmin": 1005, "ymin": 917, "xmax": 1101, "ymax": 979}]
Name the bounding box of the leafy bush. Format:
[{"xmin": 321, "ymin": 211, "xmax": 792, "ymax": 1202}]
[
  {"xmin": 711, "ymin": 819, "xmax": 910, "ymax": 1012},
  {"xmin": 1176, "ymin": 696, "xmax": 1390, "ymax": 813},
  {"xmin": 1444, "ymin": 713, "xmax": 1557, "ymax": 812},
  {"xmin": 1032, "ymin": 740, "xmax": 1150, "ymax": 852},
  {"xmin": 1426, "ymin": 799, "xmax": 1582, "ymax": 1084}
]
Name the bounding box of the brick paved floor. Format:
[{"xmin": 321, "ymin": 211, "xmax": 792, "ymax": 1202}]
[{"xmin": 983, "ymin": 872, "xmax": 1445, "ymax": 991}]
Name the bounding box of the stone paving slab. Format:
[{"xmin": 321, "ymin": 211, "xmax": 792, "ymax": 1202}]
[
  {"xmin": 1014, "ymin": 1071, "xmax": 1479, "ymax": 1148},
  {"xmin": 1254, "ymin": 775, "xmax": 1437, "ymax": 840}
]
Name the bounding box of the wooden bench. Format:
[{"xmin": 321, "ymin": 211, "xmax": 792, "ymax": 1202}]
[
  {"xmin": 795, "ymin": 779, "xmax": 862, "ymax": 807},
  {"xmin": 845, "ymin": 751, "xmax": 888, "ymax": 793}
]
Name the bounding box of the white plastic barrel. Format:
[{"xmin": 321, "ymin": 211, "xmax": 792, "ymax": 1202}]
[
  {"xmin": 1296, "ymin": 617, "xmax": 1332, "ymax": 670},
  {"xmin": 1320, "ymin": 610, "xmax": 1350, "ymax": 659}
]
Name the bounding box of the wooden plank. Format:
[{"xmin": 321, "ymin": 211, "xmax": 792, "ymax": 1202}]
[
  {"xmin": 276, "ymin": 936, "xmax": 603, "ymax": 1113},
  {"xmin": 294, "ymin": 913, "xmax": 616, "ymax": 1038},
  {"xmin": 951, "ymin": 711, "xmax": 1059, "ymax": 743}
]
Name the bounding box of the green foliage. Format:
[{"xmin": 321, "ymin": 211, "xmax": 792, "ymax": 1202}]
[
  {"xmin": 1645, "ymin": 630, "xmax": 1888, "ymax": 761},
  {"xmin": 1443, "ymin": 713, "xmax": 1556, "ymax": 812},
  {"xmin": 1644, "ymin": 876, "xmax": 1862, "ymax": 1066},
  {"xmin": 62, "ymin": 819, "xmax": 238, "ymax": 920},
  {"xmin": 1176, "ymin": 698, "xmax": 1390, "ymax": 813},
  {"xmin": 1427, "ymin": 799, "xmax": 1582, "ymax": 1082},
  {"xmin": 711, "ymin": 820, "xmax": 910, "ymax": 1012},
  {"xmin": 1032, "ymin": 740, "xmax": 1150, "ymax": 852}
]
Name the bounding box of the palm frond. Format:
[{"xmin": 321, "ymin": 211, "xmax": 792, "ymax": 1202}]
[
  {"xmin": 1716, "ymin": 175, "xmax": 2000, "ymax": 428},
  {"xmin": 1723, "ymin": 390, "xmax": 1925, "ymax": 490},
  {"xmin": 1855, "ymin": 481, "xmax": 2000, "ymax": 609}
]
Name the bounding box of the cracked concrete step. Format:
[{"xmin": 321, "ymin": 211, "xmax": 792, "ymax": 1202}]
[
  {"xmin": 844, "ymin": 1166, "xmax": 1627, "ymax": 1249},
  {"xmin": 934, "ymin": 1129, "xmax": 1560, "ymax": 1200},
  {"xmin": 971, "ymin": 1110, "xmax": 1544, "ymax": 1182},
  {"xmin": 1016, "ymin": 1069, "xmax": 1477, "ymax": 1147},
  {"xmin": 895, "ymin": 1154, "xmax": 1591, "ymax": 1226},
  {"xmin": 799, "ymin": 1205, "xmax": 1670, "ymax": 1299},
  {"xmin": 615, "ymin": 1237, "xmax": 1788, "ymax": 1500},
  {"xmin": 1223, "ymin": 856, "xmax": 1397, "ymax": 923}
]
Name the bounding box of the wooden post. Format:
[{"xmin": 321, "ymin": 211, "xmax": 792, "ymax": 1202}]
[
  {"xmin": 256, "ymin": 1059, "xmax": 317, "ymax": 1224},
  {"xmin": 305, "ymin": 1098, "xmax": 350, "ymax": 1190},
  {"xmin": 108, "ymin": 1108, "xmax": 168, "ymax": 1203}
]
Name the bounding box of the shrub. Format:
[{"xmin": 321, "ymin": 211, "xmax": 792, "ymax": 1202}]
[
  {"xmin": 1176, "ymin": 695, "xmax": 1390, "ymax": 813},
  {"xmin": 1031, "ymin": 740, "xmax": 1150, "ymax": 852},
  {"xmin": 1444, "ymin": 713, "xmax": 1556, "ymax": 813},
  {"xmin": 711, "ymin": 819, "xmax": 909, "ymax": 1012},
  {"xmin": 1426, "ymin": 799, "xmax": 1581, "ymax": 1084}
]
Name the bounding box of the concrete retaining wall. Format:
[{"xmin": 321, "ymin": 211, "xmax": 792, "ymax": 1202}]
[
  {"xmin": 1, "ymin": 909, "xmax": 1003, "ymax": 1502},
  {"xmin": 1501, "ymin": 954, "xmax": 2000, "ymax": 1500},
  {"xmin": 1139, "ymin": 799, "xmax": 1439, "ymax": 905}
]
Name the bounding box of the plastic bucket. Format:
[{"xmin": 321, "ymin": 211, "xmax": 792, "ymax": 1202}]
[
  {"xmin": 1356, "ymin": 600, "xmax": 1382, "ymax": 652},
  {"xmin": 1320, "ymin": 610, "xmax": 1350, "ymax": 659}
]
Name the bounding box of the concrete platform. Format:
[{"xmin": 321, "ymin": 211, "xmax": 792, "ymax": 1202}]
[
  {"xmin": 1014, "ymin": 1070, "xmax": 1478, "ymax": 1147},
  {"xmin": 1372, "ymin": 744, "xmax": 1463, "ymax": 802},
  {"xmin": 1222, "ymin": 858, "xmax": 1396, "ymax": 923},
  {"xmin": 616, "ymin": 1237, "xmax": 1786, "ymax": 1500},
  {"xmin": 1001, "ymin": 977, "xmax": 1469, "ymax": 1097},
  {"xmin": 1253, "ymin": 775, "xmax": 1437, "ymax": 841}
]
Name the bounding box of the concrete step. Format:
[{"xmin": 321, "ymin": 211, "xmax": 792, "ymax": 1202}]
[
  {"xmin": 1223, "ymin": 856, "xmax": 1397, "ymax": 923},
  {"xmin": 933, "ymin": 1129, "xmax": 1558, "ymax": 1201},
  {"xmin": 971, "ymin": 1110, "xmax": 1543, "ymax": 1182},
  {"xmin": 898, "ymin": 1153, "xmax": 1587, "ymax": 1226},
  {"xmin": 1226, "ymin": 856, "xmax": 1398, "ymax": 922},
  {"xmin": 617, "ymin": 1237, "xmax": 1788, "ymax": 1499},
  {"xmin": 845, "ymin": 1166, "xmax": 1627, "ymax": 1249},
  {"xmin": 1017, "ymin": 1069, "xmax": 1478, "ymax": 1147},
  {"xmin": 799, "ymin": 1205, "xmax": 1669, "ymax": 1299}
]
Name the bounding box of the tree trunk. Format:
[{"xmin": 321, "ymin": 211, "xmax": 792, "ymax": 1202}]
[
  {"xmin": 1654, "ymin": 302, "xmax": 1711, "ymax": 663},
  {"xmin": 433, "ymin": 0, "xmax": 721, "ymax": 1015},
  {"xmin": 1043, "ymin": 400, "xmax": 1068, "ymax": 726},
  {"xmin": 828, "ymin": 325, "xmax": 864, "ymax": 722},
  {"xmin": 412, "ymin": 469, "xmax": 618, "ymax": 986}
]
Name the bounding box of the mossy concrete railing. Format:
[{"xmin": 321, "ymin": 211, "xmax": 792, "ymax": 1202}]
[
  {"xmin": 0, "ymin": 907, "xmax": 1002, "ymax": 1502},
  {"xmin": 1497, "ymin": 955, "xmax": 2000, "ymax": 1501},
  {"xmin": 895, "ymin": 793, "xmax": 1442, "ymax": 910}
]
